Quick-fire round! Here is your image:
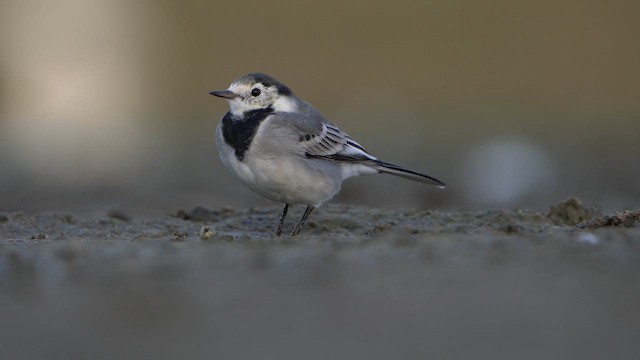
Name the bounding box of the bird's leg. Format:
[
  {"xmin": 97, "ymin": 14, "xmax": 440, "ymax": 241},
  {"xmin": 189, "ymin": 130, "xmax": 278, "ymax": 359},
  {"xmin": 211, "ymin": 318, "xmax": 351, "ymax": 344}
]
[
  {"xmin": 290, "ymin": 206, "xmax": 315, "ymax": 236},
  {"xmin": 275, "ymin": 203, "xmax": 289, "ymax": 236}
]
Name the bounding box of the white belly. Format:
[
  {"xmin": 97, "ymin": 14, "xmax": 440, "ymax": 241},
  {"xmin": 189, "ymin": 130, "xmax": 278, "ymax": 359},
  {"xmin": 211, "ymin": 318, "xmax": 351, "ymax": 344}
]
[{"xmin": 216, "ymin": 125, "xmax": 343, "ymax": 206}]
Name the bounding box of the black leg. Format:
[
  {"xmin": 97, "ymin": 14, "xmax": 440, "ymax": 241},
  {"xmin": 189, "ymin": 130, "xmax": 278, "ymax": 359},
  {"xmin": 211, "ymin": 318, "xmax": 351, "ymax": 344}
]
[
  {"xmin": 290, "ymin": 206, "xmax": 315, "ymax": 237},
  {"xmin": 275, "ymin": 203, "xmax": 289, "ymax": 236}
]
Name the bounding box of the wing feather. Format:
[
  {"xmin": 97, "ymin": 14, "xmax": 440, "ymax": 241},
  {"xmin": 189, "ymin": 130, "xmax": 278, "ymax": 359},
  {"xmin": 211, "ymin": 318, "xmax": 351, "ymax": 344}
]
[
  {"xmin": 262, "ymin": 108, "xmax": 445, "ymax": 187},
  {"xmin": 266, "ymin": 112, "xmax": 376, "ymax": 162}
]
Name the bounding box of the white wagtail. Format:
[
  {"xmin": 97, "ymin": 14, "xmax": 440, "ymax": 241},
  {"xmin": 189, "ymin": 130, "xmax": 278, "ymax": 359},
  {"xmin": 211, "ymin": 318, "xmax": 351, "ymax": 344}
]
[{"xmin": 210, "ymin": 73, "xmax": 445, "ymax": 236}]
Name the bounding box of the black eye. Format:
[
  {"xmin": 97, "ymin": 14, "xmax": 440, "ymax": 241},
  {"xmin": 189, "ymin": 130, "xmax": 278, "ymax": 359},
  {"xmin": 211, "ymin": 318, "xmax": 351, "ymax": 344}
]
[{"xmin": 251, "ymin": 88, "xmax": 261, "ymax": 97}]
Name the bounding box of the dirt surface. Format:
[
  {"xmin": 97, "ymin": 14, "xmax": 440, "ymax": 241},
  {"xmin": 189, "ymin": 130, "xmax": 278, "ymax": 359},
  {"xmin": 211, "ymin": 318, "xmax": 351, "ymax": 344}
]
[{"xmin": 1, "ymin": 198, "xmax": 639, "ymax": 360}]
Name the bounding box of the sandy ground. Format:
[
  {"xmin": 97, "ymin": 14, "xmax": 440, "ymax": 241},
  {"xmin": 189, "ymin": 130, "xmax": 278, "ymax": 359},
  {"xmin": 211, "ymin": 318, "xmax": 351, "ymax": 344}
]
[{"xmin": 1, "ymin": 199, "xmax": 639, "ymax": 360}]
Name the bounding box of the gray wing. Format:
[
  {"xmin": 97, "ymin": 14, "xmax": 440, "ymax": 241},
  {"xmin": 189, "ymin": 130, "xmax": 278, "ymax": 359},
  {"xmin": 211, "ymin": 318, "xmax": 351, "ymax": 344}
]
[
  {"xmin": 265, "ymin": 110, "xmax": 446, "ymax": 187},
  {"xmin": 267, "ymin": 111, "xmax": 376, "ymax": 162}
]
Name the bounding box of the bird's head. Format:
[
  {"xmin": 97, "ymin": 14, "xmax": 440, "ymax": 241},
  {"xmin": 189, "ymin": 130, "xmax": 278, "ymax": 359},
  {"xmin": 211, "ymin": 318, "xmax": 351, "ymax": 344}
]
[{"xmin": 210, "ymin": 73, "xmax": 297, "ymax": 115}]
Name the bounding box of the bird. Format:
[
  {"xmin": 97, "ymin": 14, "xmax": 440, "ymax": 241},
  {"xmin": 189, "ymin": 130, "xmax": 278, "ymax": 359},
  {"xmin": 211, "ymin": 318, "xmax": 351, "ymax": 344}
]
[{"xmin": 210, "ymin": 73, "xmax": 445, "ymax": 236}]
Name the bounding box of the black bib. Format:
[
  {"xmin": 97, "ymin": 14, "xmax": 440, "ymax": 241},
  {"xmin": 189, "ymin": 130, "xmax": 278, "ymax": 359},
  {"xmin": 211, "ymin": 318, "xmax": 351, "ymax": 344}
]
[{"xmin": 221, "ymin": 107, "xmax": 274, "ymax": 161}]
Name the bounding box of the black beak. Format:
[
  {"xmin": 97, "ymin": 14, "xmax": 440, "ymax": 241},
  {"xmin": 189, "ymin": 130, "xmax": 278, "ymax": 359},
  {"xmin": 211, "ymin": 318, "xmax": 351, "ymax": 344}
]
[{"xmin": 209, "ymin": 90, "xmax": 239, "ymax": 99}]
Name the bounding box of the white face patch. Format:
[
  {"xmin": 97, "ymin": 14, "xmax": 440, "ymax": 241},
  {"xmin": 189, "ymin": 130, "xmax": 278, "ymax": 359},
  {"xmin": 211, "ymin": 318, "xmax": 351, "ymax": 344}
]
[
  {"xmin": 228, "ymin": 97, "xmax": 255, "ymax": 116},
  {"xmin": 225, "ymin": 82, "xmax": 283, "ymax": 116}
]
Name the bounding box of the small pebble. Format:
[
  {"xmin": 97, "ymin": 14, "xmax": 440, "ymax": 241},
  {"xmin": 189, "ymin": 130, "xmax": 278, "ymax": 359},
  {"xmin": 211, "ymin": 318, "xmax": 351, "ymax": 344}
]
[{"xmin": 200, "ymin": 226, "xmax": 217, "ymax": 240}]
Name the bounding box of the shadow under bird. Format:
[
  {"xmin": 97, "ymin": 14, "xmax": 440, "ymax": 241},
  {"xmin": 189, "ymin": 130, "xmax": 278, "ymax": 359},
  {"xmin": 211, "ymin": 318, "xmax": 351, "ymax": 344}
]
[{"xmin": 210, "ymin": 73, "xmax": 445, "ymax": 236}]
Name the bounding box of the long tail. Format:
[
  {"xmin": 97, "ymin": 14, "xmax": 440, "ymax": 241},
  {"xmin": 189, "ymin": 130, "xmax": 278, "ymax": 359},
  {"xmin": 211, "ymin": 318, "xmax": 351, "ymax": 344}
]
[{"xmin": 373, "ymin": 160, "xmax": 446, "ymax": 188}]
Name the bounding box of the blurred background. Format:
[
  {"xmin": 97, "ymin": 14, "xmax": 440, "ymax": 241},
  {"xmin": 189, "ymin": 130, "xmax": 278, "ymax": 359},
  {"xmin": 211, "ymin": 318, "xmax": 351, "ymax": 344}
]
[
  {"xmin": 2, "ymin": 3, "xmax": 640, "ymax": 360},
  {"xmin": 1, "ymin": 0, "xmax": 639, "ymax": 216}
]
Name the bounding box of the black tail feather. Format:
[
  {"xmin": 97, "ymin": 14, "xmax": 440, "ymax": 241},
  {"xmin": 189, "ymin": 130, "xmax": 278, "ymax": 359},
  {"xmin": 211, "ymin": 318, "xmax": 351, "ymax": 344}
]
[{"xmin": 374, "ymin": 160, "xmax": 445, "ymax": 187}]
